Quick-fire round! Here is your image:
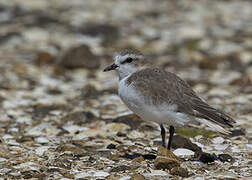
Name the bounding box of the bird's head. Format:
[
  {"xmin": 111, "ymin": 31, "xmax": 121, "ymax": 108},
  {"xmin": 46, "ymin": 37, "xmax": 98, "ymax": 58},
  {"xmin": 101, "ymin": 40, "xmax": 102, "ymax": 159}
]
[{"xmin": 104, "ymin": 49, "xmax": 145, "ymax": 80}]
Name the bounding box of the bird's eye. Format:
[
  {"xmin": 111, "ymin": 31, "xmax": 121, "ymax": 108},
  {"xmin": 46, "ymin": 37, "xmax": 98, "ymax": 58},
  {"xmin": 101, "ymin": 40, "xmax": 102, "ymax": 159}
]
[{"xmin": 125, "ymin": 57, "xmax": 133, "ymax": 63}]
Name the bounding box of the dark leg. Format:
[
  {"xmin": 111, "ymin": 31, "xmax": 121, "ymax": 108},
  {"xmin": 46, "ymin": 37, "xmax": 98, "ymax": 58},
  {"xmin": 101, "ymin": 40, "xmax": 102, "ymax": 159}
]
[
  {"xmin": 160, "ymin": 124, "xmax": 166, "ymax": 147},
  {"xmin": 167, "ymin": 125, "xmax": 175, "ymax": 150}
]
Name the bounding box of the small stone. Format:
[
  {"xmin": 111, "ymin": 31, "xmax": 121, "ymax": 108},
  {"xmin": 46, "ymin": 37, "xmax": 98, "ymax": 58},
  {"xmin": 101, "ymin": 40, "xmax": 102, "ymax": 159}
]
[
  {"xmin": 110, "ymin": 165, "xmax": 131, "ymax": 172},
  {"xmin": 172, "ymin": 135, "xmax": 202, "ymax": 153},
  {"xmin": 35, "ymin": 51, "xmax": 55, "ymax": 65},
  {"xmin": 212, "ymin": 137, "xmax": 225, "ymax": 144},
  {"xmin": 93, "ymin": 171, "xmax": 110, "ymax": 178},
  {"xmin": 170, "ymin": 167, "xmax": 189, "ymax": 177},
  {"xmin": 121, "ymin": 153, "xmax": 142, "ymax": 160},
  {"xmin": 144, "ymin": 170, "xmax": 169, "ymax": 179},
  {"xmin": 103, "ymin": 123, "xmax": 130, "ymax": 132},
  {"xmin": 107, "ymin": 143, "xmax": 116, "ymax": 149},
  {"xmin": 218, "ymin": 154, "xmax": 234, "ymax": 163},
  {"xmin": 35, "ymin": 137, "xmax": 49, "ymax": 144},
  {"xmin": 199, "ymin": 152, "xmax": 218, "ymax": 163},
  {"xmin": 59, "ymin": 45, "xmax": 100, "ymax": 69},
  {"xmin": 131, "ymin": 173, "xmax": 146, "ymax": 180},
  {"xmin": 0, "ymin": 158, "xmax": 6, "ymax": 162},
  {"xmin": 127, "ymin": 130, "xmax": 145, "ymax": 139},
  {"xmin": 154, "ymin": 156, "xmax": 181, "ymax": 170},
  {"xmin": 96, "ymin": 149, "xmax": 111, "ymax": 158},
  {"xmin": 142, "ymin": 154, "xmax": 156, "ymax": 160},
  {"xmin": 107, "ymin": 175, "xmax": 121, "ymax": 180},
  {"xmin": 173, "ymin": 148, "xmax": 195, "ymax": 158},
  {"xmin": 113, "ymin": 114, "xmax": 143, "ymax": 129},
  {"xmin": 230, "ymin": 129, "xmax": 246, "ymax": 137},
  {"xmin": 214, "ymin": 144, "xmax": 229, "ymax": 151},
  {"xmin": 56, "ymin": 145, "xmax": 85, "ymax": 154},
  {"xmin": 75, "ymin": 172, "xmax": 90, "ymax": 179},
  {"xmin": 157, "ymin": 146, "xmax": 183, "ymax": 162},
  {"xmin": 35, "ymin": 146, "xmax": 49, "ymax": 156},
  {"xmin": 132, "ymin": 156, "xmax": 144, "ymax": 163},
  {"xmin": 61, "ymin": 111, "xmax": 94, "ymax": 125}
]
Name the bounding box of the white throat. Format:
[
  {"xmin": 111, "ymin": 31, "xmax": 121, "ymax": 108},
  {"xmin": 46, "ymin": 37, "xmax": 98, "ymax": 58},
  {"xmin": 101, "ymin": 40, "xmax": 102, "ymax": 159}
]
[{"xmin": 116, "ymin": 64, "xmax": 139, "ymax": 81}]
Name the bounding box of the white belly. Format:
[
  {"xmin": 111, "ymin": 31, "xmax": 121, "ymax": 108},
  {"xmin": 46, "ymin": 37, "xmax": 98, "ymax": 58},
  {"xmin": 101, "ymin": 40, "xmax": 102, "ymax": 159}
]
[{"xmin": 118, "ymin": 77, "xmax": 192, "ymax": 126}]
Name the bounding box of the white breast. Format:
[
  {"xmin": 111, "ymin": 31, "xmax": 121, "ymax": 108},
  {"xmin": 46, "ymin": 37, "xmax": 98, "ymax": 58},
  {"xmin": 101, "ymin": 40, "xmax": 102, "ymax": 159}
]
[
  {"xmin": 118, "ymin": 76, "xmax": 192, "ymax": 126},
  {"xmin": 118, "ymin": 76, "xmax": 143, "ymax": 112}
]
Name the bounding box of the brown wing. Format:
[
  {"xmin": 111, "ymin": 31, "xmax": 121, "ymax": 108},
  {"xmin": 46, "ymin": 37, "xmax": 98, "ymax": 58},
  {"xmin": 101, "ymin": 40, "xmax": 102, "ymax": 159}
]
[{"xmin": 127, "ymin": 68, "xmax": 235, "ymax": 128}]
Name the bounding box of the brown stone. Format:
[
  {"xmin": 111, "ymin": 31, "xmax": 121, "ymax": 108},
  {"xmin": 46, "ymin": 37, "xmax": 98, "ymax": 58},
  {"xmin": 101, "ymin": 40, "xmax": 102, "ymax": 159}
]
[
  {"xmin": 157, "ymin": 146, "xmax": 183, "ymax": 163},
  {"xmin": 170, "ymin": 167, "xmax": 189, "ymax": 177},
  {"xmin": 59, "ymin": 45, "xmax": 100, "ymax": 69},
  {"xmin": 154, "ymin": 156, "xmax": 181, "ymax": 170},
  {"xmin": 132, "ymin": 156, "xmax": 144, "ymax": 163},
  {"xmin": 131, "ymin": 173, "xmax": 146, "ymax": 180}
]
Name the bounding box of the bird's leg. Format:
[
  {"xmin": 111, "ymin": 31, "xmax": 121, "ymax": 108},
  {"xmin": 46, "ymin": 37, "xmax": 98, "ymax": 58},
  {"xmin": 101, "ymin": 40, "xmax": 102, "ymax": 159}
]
[
  {"xmin": 167, "ymin": 125, "xmax": 175, "ymax": 150},
  {"xmin": 160, "ymin": 124, "xmax": 166, "ymax": 147}
]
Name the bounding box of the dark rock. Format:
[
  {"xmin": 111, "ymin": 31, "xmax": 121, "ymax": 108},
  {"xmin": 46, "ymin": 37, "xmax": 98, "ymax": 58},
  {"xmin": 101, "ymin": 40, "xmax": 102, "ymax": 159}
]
[
  {"xmin": 170, "ymin": 167, "xmax": 189, "ymax": 177},
  {"xmin": 230, "ymin": 129, "xmax": 246, "ymax": 137},
  {"xmin": 142, "ymin": 154, "xmax": 156, "ymax": 160},
  {"xmin": 80, "ymin": 23, "xmax": 119, "ymax": 45},
  {"xmin": 61, "ymin": 111, "xmax": 94, "ymax": 125},
  {"xmin": 113, "ymin": 114, "xmax": 143, "ymax": 130},
  {"xmin": 59, "ymin": 45, "xmax": 100, "ymax": 69},
  {"xmin": 107, "ymin": 143, "xmax": 116, "ymax": 149},
  {"xmin": 171, "ymin": 135, "xmax": 202, "ymax": 153},
  {"xmin": 120, "ymin": 153, "xmax": 156, "ymax": 160},
  {"xmin": 32, "ymin": 104, "xmax": 68, "ymax": 119},
  {"xmin": 199, "ymin": 152, "xmax": 218, "ymax": 163},
  {"xmin": 218, "ymin": 154, "xmax": 234, "ymax": 163},
  {"xmin": 121, "ymin": 153, "xmax": 142, "ymax": 160},
  {"xmin": 116, "ymin": 132, "xmax": 126, "ymax": 137},
  {"xmin": 46, "ymin": 88, "xmax": 62, "ymax": 95},
  {"xmin": 110, "ymin": 165, "xmax": 131, "ymax": 172}
]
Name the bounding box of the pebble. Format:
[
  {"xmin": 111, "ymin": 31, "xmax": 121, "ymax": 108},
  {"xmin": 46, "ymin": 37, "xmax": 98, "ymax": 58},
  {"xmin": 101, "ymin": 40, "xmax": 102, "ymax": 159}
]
[
  {"xmin": 75, "ymin": 171, "xmax": 110, "ymax": 179},
  {"xmin": 127, "ymin": 130, "xmax": 145, "ymax": 139},
  {"xmin": 110, "ymin": 165, "xmax": 131, "ymax": 172},
  {"xmin": 214, "ymin": 144, "xmax": 229, "ymax": 151},
  {"xmin": 212, "ymin": 137, "xmax": 225, "ymax": 144},
  {"xmin": 173, "ymin": 148, "xmax": 195, "ymax": 158},
  {"xmin": 218, "ymin": 154, "xmax": 234, "ymax": 163},
  {"xmin": 106, "ymin": 143, "xmax": 116, "ymax": 149},
  {"xmin": 170, "ymin": 167, "xmax": 189, "ymax": 177},
  {"xmin": 35, "ymin": 137, "xmax": 49, "ymax": 144},
  {"xmin": 35, "ymin": 146, "xmax": 49, "ymax": 156},
  {"xmin": 199, "ymin": 152, "xmax": 218, "ymax": 163},
  {"xmin": 131, "ymin": 173, "xmax": 146, "ymax": 180},
  {"xmin": 144, "ymin": 170, "xmax": 169, "ymax": 178},
  {"xmin": 0, "ymin": 158, "xmax": 7, "ymax": 162}
]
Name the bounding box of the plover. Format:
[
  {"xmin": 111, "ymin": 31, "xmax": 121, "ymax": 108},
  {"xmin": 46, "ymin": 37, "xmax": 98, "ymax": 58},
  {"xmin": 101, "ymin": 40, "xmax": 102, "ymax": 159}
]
[{"xmin": 104, "ymin": 49, "xmax": 235, "ymax": 149}]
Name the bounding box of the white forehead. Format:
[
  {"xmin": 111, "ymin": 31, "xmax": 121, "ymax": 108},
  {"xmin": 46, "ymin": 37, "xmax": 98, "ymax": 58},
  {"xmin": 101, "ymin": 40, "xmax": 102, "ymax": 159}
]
[{"xmin": 114, "ymin": 54, "xmax": 143, "ymax": 64}]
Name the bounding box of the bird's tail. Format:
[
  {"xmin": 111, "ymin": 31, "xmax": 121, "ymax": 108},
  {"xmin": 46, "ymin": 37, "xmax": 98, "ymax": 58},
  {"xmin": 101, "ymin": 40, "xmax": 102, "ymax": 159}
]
[{"xmin": 192, "ymin": 101, "xmax": 235, "ymax": 134}]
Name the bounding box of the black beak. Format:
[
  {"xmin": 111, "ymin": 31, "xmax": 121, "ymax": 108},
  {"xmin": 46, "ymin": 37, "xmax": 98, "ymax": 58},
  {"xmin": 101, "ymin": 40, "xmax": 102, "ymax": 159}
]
[{"xmin": 103, "ymin": 63, "xmax": 118, "ymax": 72}]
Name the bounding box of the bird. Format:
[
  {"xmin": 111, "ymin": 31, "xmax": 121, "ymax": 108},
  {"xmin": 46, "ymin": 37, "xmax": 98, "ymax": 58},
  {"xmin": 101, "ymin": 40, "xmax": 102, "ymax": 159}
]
[{"xmin": 103, "ymin": 49, "xmax": 235, "ymax": 150}]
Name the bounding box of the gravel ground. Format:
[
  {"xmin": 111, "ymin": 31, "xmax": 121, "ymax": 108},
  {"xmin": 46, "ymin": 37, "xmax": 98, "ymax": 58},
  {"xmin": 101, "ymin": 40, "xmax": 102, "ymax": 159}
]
[{"xmin": 0, "ymin": 0, "xmax": 251, "ymax": 179}]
